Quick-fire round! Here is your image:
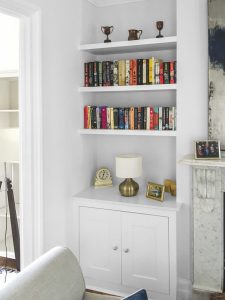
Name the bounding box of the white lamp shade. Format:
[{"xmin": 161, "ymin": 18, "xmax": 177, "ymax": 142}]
[
  {"xmin": 116, "ymin": 154, "xmax": 142, "ymax": 178},
  {"xmin": 0, "ymin": 128, "xmax": 19, "ymax": 163}
]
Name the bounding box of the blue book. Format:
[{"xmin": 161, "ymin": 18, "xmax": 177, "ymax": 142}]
[{"xmin": 122, "ymin": 289, "xmax": 148, "ymax": 300}]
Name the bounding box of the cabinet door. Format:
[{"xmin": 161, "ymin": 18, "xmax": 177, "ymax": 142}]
[
  {"xmin": 79, "ymin": 207, "xmax": 121, "ymax": 284},
  {"xmin": 122, "ymin": 212, "xmax": 169, "ymax": 294}
]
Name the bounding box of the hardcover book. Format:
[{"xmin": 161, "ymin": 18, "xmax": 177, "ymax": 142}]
[
  {"xmin": 125, "ymin": 60, "xmax": 130, "ymax": 86},
  {"xmin": 118, "ymin": 60, "xmax": 126, "ymax": 86},
  {"xmin": 96, "ymin": 107, "xmax": 101, "ymax": 129},
  {"xmin": 129, "ymin": 106, "xmax": 134, "ymax": 129},
  {"xmin": 107, "ymin": 107, "xmax": 111, "ymax": 129},
  {"xmin": 119, "ymin": 107, "xmax": 125, "ymax": 129},
  {"xmin": 101, "ymin": 106, "xmax": 107, "ymax": 129},
  {"xmin": 137, "ymin": 107, "xmax": 142, "ymax": 129},
  {"xmin": 149, "ymin": 57, "xmax": 155, "ymax": 84},
  {"xmin": 110, "ymin": 107, "xmax": 114, "ymax": 129},
  {"xmin": 113, "ymin": 107, "xmax": 119, "ymax": 129},
  {"xmin": 98, "ymin": 62, "xmax": 103, "ymax": 87},
  {"xmin": 163, "ymin": 62, "xmax": 170, "ymax": 84},
  {"xmin": 150, "ymin": 106, "xmax": 154, "ymax": 130},
  {"xmin": 84, "ymin": 63, "xmax": 89, "ymax": 87},
  {"xmin": 153, "ymin": 106, "xmax": 159, "ymax": 130},
  {"xmin": 113, "ymin": 61, "xmax": 118, "ymax": 86},
  {"xmin": 142, "ymin": 59, "xmax": 147, "ymax": 85},
  {"xmin": 132, "ymin": 59, "xmax": 137, "ymax": 85},
  {"xmin": 137, "ymin": 59, "xmax": 143, "ymax": 85},
  {"xmin": 134, "ymin": 107, "xmax": 138, "ymax": 129},
  {"xmin": 91, "ymin": 106, "xmax": 97, "ymax": 129},
  {"xmin": 124, "ymin": 107, "xmax": 129, "ymax": 129}
]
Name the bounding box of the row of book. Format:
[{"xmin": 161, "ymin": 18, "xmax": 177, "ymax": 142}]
[
  {"xmin": 84, "ymin": 105, "xmax": 176, "ymax": 131},
  {"xmin": 84, "ymin": 59, "xmax": 176, "ymax": 87}
]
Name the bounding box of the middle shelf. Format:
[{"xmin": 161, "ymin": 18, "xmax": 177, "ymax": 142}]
[
  {"xmin": 79, "ymin": 84, "xmax": 177, "ymax": 93},
  {"xmin": 78, "ymin": 129, "xmax": 177, "ymax": 136}
]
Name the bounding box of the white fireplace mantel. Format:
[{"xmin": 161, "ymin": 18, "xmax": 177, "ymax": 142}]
[{"xmin": 181, "ymin": 154, "xmax": 225, "ymax": 293}]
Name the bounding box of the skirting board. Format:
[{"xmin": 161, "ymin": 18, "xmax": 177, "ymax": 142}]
[
  {"xmin": 178, "ymin": 278, "xmax": 192, "ymax": 300},
  {"xmin": 87, "ymin": 0, "xmax": 146, "ymax": 7}
]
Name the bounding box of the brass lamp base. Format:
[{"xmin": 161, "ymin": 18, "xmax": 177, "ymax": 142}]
[{"xmin": 119, "ymin": 178, "xmax": 139, "ymax": 197}]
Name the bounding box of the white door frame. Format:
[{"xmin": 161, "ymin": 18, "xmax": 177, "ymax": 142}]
[{"xmin": 0, "ymin": 0, "xmax": 43, "ymax": 268}]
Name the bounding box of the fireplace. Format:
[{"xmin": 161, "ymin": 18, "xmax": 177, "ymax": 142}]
[{"xmin": 182, "ymin": 155, "xmax": 225, "ymax": 293}]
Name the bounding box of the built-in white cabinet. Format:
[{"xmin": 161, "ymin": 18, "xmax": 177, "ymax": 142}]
[
  {"xmin": 80, "ymin": 206, "xmax": 169, "ymax": 294},
  {"xmin": 74, "ymin": 187, "xmax": 180, "ymax": 300}
]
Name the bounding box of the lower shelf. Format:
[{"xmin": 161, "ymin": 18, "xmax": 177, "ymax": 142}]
[{"xmin": 78, "ymin": 129, "xmax": 177, "ymax": 136}]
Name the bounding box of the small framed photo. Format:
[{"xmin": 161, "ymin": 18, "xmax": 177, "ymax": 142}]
[
  {"xmin": 195, "ymin": 140, "xmax": 221, "ymax": 160},
  {"xmin": 146, "ymin": 182, "xmax": 165, "ymax": 201}
]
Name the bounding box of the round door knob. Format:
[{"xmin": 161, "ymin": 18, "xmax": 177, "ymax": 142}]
[
  {"xmin": 112, "ymin": 246, "xmax": 118, "ymax": 251},
  {"xmin": 124, "ymin": 248, "xmax": 129, "ymax": 253}
]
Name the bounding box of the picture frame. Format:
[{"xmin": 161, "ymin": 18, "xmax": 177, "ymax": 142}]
[
  {"xmin": 195, "ymin": 140, "xmax": 221, "ymax": 160},
  {"xmin": 146, "ymin": 182, "xmax": 165, "ymax": 201}
]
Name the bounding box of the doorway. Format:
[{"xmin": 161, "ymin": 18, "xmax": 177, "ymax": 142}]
[
  {"xmin": 0, "ymin": 0, "xmax": 43, "ymax": 271},
  {"xmin": 0, "ymin": 12, "xmax": 20, "ymax": 279}
]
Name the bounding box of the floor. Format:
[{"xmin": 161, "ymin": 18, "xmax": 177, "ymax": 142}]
[
  {"xmin": 192, "ymin": 290, "xmax": 210, "ymax": 300},
  {"xmin": 0, "ymin": 268, "xmax": 17, "ymax": 288}
]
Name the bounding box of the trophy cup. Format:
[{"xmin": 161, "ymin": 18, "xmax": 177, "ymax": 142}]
[
  {"xmin": 101, "ymin": 26, "xmax": 114, "ymax": 43},
  {"xmin": 156, "ymin": 21, "xmax": 164, "ymax": 38}
]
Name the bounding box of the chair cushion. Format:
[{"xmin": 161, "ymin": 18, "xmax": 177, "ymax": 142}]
[{"xmin": 0, "ymin": 247, "xmax": 86, "ymax": 300}]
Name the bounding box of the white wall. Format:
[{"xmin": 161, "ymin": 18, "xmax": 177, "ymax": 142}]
[
  {"xmin": 177, "ymin": 0, "xmax": 208, "ymax": 295},
  {"xmin": 1, "ymin": 0, "xmax": 209, "ymax": 295},
  {"xmin": 2, "ymin": 0, "xmax": 89, "ymax": 252}
]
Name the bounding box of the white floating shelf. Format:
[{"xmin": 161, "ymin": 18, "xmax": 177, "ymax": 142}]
[
  {"xmin": 79, "ymin": 36, "xmax": 177, "ymax": 55},
  {"xmin": 0, "ymin": 109, "xmax": 19, "ymax": 112},
  {"xmin": 78, "ymin": 129, "xmax": 176, "ymax": 137},
  {"xmin": 79, "ymin": 84, "xmax": 177, "ymax": 93}
]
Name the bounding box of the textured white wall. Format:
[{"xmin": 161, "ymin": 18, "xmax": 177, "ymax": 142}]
[{"xmin": 177, "ymin": 0, "xmax": 208, "ymax": 295}]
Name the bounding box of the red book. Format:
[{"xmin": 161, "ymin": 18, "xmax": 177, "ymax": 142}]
[
  {"xmin": 170, "ymin": 61, "xmax": 175, "ymax": 84},
  {"xmin": 101, "ymin": 106, "xmax": 107, "ymax": 129},
  {"xmin": 150, "ymin": 107, "xmax": 154, "ymax": 130},
  {"xmin": 159, "ymin": 62, "xmax": 164, "ymax": 84},
  {"xmin": 132, "ymin": 59, "xmax": 137, "ymax": 85},
  {"xmin": 84, "ymin": 106, "xmax": 89, "ymax": 128},
  {"xmin": 84, "ymin": 63, "xmax": 89, "ymax": 87},
  {"xmin": 129, "ymin": 60, "xmax": 133, "ymax": 85}
]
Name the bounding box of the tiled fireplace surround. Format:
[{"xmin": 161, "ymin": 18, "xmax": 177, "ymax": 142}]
[{"xmin": 183, "ymin": 156, "xmax": 225, "ymax": 293}]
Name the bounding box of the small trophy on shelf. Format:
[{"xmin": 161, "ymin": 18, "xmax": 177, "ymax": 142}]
[
  {"xmin": 101, "ymin": 26, "xmax": 114, "ymax": 43},
  {"xmin": 156, "ymin": 21, "xmax": 164, "ymax": 38}
]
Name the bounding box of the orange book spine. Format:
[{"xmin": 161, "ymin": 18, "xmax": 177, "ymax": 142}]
[{"xmin": 129, "ymin": 107, "xmax": 134, "ymax": 129}]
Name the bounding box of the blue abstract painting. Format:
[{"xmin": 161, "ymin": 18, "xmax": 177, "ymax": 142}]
[{"xmin": 208, "ymin": 0, "xmax": 225, "ymax": 150}]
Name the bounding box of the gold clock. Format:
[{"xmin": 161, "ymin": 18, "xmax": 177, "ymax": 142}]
[{"xmin": 94, "ymin": 168, "xmax": 113, "ymax": 188}]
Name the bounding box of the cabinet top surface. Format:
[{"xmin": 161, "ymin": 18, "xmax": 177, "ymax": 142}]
[
  {"xmin": 73, "ymin": 186, "xmax": 181, "ymax": 212},
  {"xmin": 79, "ymin": 36, "xmax": 177, "ymax": 55}
]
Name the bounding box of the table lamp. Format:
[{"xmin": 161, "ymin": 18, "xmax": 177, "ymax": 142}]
[{"xmin": 115, "ymin": 154, "xmax": 142, "ymax": 197}]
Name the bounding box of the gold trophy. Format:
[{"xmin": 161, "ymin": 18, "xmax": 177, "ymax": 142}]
[
  {"xmin": 101, "ymin": 26, "xmax": 114, "ymax": 43},
  {"xmin": 156, "ymin": 21, "xmax": 164, "ymax": 38}
]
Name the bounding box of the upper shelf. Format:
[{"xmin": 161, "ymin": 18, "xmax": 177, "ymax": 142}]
[{"xmin": 79, "ymin": 36, "xmax": 177, "ymax": 55}]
